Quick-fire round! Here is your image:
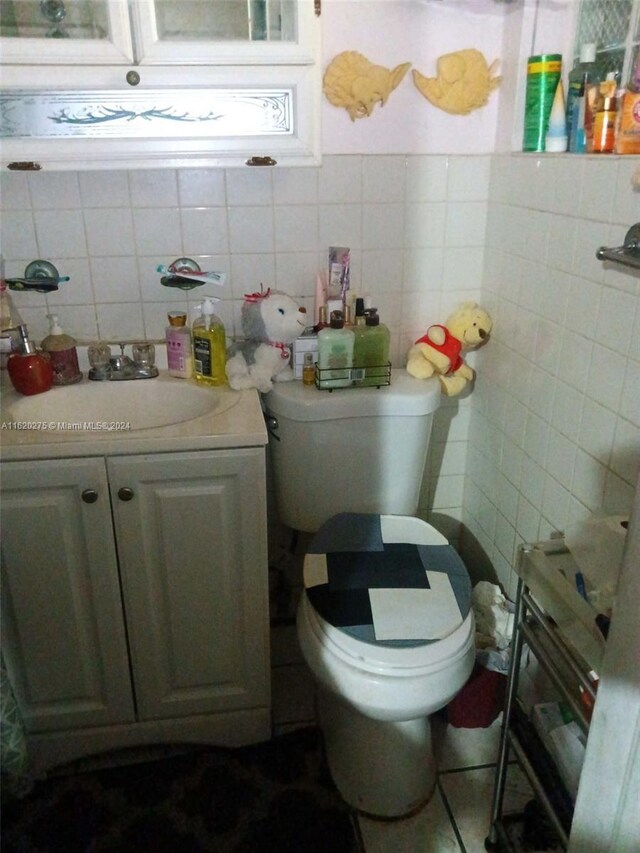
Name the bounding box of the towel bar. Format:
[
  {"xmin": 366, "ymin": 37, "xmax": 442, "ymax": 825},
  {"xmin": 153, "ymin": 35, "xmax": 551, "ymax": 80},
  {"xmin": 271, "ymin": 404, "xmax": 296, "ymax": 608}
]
[{"xmin": 596, "ymin": 223, "xmax": 640, "ymax": 271}]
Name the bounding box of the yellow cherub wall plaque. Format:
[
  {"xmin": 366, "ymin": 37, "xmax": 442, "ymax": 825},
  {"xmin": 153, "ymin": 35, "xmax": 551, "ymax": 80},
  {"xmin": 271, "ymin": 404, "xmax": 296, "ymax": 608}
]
[
  {"xmin": 323, "ymin": 51, "xmax": 411, "ymax": 121},
  {"xmin": 412, "ymin": 49, "xmax": 501, "ymax": 115}
]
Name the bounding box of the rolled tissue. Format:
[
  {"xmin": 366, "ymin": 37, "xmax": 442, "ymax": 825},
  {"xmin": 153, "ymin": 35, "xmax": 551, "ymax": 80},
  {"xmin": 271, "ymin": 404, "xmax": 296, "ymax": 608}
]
[{"xmin": 565, "ymin": 514, "xmax": 628, "ymax": 609}]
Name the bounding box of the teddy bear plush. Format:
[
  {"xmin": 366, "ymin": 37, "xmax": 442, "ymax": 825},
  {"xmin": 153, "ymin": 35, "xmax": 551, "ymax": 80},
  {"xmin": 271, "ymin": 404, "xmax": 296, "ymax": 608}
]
[
  {"xmin": 226, "ymin": 288, "xmax": 308, "ymax": 393},
  {"xmin": 406, "ymin": 301, "xmax": 492, "ymax": 396}
]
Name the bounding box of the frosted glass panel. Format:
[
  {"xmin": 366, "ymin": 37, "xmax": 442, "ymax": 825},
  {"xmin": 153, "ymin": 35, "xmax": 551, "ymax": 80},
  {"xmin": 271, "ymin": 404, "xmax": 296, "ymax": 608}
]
[
  {"xmin": 0, "ymin": 0, "xmax": 110, "ymax": 39},
  {"xmin": 152, "ymin": 0, "xmax": 296, "ymax": 42}
]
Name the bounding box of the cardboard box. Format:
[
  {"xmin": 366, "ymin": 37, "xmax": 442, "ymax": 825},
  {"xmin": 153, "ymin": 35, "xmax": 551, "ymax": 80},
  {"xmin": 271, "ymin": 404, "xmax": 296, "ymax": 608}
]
[{"xmin": 293, "ymin": 329, "xmax": 318, "ymax": 379}]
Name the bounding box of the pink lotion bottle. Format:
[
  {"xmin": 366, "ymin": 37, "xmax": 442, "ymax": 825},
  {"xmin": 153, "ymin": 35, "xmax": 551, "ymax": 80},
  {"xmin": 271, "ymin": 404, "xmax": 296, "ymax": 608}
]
[{"xmin": 166, "ymin": 312, "xmax": 193, "ymax": 379}]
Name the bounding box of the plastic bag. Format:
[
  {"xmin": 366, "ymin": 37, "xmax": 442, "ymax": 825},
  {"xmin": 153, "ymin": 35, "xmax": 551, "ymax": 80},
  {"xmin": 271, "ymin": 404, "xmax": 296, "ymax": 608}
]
[{"xmin": 472, "ymin": 581, "xmax": 515, "ymax": 651}]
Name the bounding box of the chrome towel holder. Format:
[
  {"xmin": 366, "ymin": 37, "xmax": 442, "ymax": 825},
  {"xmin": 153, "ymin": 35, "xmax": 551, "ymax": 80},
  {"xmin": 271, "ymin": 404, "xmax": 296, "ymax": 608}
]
[{"xmin": 596, "ymin": 223, "xmax": 640, "ymax": 271}]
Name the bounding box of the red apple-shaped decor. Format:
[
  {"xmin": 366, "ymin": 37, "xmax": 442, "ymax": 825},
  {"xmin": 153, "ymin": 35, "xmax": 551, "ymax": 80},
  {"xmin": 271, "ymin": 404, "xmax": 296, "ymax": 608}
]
[{"xmin": 8, "ymin": 351, "xmax": 54, "ymax": 395}]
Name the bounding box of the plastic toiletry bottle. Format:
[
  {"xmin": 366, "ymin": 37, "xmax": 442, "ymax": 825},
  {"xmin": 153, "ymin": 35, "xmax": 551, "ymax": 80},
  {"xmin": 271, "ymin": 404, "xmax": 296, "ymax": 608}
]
[
  {"xmin": 317, "ymin": 310, "xmax": 354, "ymax": 389},
  {"xmin": 615, "ymin": 49, "xmax": 640, "ymax": 154},
  {"xmin": 566, "ymin": 44, "xmax": 602, "ymax": 152},
  {"xmin": 40, "ymin": 314, "xmax": 82, "ymax": 385},
  {"xmin": 522, "ymin": 53, "xmax": 562, "ymax": 152},
  {"xmin": 166, "ymin": 311, "xmax": 193, "ymax": 379},
  {"xmin": 592, "ymin": 73, "xmax": 618, "ymax": 153},
  {"xmin": 192, "ymin": 297, "xmax": 227, "ymax": 386},
  {"xmin": 569, "ymin": 74, "xmax": 588, "ymax": 152},
  {"xmin": 7, "ymin": 324, "xmax": 53, "ymax": 396},
  {"xmin": 354, "ymin": 308, "xmax": 390, "ymax": 386},
  {"xmin": 545, "ymin": 79, "xmax": 568, "ymax": 152}
]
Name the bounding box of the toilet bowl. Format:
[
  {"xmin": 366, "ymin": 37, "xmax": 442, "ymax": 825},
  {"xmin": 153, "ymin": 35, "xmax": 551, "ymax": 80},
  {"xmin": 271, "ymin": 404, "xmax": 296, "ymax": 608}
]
[
  {"xmin": 265, "ymin": 374, "xmax": 474, "ymax": 816},
  {"xmin": 297, "ymin": 512, "xmax": 475, "ymax": 817}
]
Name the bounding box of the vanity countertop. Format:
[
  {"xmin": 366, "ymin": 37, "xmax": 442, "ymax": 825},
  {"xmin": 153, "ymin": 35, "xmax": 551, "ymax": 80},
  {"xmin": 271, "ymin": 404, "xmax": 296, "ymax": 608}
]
[{"xmin": 0, "ymin": 374, "xmax": 268, "ymax": 462}]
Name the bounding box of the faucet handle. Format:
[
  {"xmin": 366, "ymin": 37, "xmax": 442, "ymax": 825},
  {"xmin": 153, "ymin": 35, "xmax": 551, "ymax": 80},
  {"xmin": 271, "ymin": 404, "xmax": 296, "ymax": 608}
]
[{"xmin": 132, "ymin": 342, "xmax": 155, "ymax": 367}]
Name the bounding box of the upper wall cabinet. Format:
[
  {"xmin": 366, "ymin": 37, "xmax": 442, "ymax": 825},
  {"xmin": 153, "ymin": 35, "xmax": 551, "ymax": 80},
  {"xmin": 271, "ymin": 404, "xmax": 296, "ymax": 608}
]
[{"xmin": 0, "ymin": 0, "xmax": 321, "ymax": 170}]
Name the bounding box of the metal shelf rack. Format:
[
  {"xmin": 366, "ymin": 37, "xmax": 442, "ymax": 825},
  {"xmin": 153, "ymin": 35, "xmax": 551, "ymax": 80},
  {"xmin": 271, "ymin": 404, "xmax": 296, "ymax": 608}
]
[{"xmin": 485, "ymin": 539, "xmax": 606, "ymax": 852}]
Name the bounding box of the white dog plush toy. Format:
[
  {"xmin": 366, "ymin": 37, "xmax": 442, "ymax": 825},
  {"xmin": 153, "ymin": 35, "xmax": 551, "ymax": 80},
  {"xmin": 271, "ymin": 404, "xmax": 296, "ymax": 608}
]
[{"xmin": 226, "ymin": 288, "xmax": 307, "ymax": 393}]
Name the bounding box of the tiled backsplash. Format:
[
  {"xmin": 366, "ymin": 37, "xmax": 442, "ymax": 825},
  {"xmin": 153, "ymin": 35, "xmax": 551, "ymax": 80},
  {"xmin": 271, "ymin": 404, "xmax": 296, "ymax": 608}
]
[
  {"xmin": 0, "ymin": 155, "xmax": 489, "ymax": 356},
  {"xmin": 2, "ymin": 154, "xmax": 638, "ymax": 582}
]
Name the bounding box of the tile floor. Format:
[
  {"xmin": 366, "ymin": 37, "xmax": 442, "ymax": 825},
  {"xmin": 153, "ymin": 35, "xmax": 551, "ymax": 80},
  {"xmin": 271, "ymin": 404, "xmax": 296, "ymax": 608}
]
[{"xmin": 268, "ymin": 536, "xmax": 542, "ymax": 853}]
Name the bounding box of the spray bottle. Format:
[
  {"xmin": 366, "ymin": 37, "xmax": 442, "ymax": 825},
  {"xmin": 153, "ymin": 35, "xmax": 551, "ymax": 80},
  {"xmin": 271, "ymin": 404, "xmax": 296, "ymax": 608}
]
[{"xmin": 192, "ymin": 297, "xmax": 227, "ymax": 386}]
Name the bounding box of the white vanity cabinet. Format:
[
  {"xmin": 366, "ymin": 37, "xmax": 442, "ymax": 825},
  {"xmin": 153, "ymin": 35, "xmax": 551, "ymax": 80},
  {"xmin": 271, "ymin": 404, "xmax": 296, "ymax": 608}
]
[
  {"xmin": 0, "ymin": 447, "xmax": 271, "ymax": 772},
  {"xmin": 0, "ymin": 0, "xmax": 321, "ymax": 169}
]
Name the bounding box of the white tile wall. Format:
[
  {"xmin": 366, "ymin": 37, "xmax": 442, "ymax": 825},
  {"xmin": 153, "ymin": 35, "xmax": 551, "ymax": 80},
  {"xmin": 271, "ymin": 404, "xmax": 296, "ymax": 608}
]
[
  {"xmin": 2, "ymin": 153, "xmax": 637, "ymax": 569},
  {"xmin": 465, "ymin": 154, "xmax": 640, "ymax": 596}
]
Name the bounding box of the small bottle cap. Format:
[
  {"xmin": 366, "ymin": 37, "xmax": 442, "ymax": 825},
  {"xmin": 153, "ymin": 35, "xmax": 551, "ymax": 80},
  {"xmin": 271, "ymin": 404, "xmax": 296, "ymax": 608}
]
[
  {"xmin": 354, "ymin": 298, "xmax": 365, "ymax": 317},
  {"xmin": 168, "ymin": 312, "xmax": 187, "ymax": 327},
  {"xmin": 365, "ymin": 309, "xmax": 380, "ymax": 326},
  {"xmin": 580, "ymin": 43, "xmax": 596, "ymax": 64},
  {"xmin": 329, "ymin": 310, "xmax": 344, "ymax": 329}
]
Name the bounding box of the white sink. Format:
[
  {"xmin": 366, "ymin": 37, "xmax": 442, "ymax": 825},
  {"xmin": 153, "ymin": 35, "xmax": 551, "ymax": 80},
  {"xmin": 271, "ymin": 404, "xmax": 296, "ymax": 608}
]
[{"xmin": 3, "ymin": 378, "xmax": 226, "ymax": 431}]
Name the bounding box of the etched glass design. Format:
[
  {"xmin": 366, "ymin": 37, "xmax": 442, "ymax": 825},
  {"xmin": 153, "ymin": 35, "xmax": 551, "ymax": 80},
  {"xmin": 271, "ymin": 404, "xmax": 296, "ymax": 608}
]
[{"xmin": 0, "ymin": 89, "xmax": 293, "ymax": 138}]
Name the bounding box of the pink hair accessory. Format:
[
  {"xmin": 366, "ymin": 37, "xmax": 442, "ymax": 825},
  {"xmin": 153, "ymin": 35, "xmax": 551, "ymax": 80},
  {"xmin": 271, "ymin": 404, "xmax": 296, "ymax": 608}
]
[{"xmin": 244, "ymin": 286, "xmax": 272, "ymax": 303}]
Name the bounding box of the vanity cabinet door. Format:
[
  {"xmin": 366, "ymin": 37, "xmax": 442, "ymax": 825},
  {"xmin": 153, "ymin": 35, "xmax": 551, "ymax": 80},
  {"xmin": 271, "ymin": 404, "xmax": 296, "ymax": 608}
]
[
  {"xmin": 107, "ymin": 448, "xmax": 270, "ymax": 722},
  {"xmin": 0, "ymin": 457, "xmax": 135, "ymax": 734}
]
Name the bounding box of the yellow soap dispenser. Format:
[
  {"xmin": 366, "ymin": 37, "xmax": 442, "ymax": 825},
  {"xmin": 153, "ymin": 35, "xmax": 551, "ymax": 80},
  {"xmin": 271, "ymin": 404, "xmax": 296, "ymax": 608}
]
[{"xmin": 192, "ymin": 296, "xmax": 227, "ymax": 386}]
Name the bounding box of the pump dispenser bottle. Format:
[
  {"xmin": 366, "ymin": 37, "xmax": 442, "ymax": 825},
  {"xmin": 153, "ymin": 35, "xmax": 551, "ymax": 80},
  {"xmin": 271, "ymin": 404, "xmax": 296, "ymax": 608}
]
[
  {"xmin": 0, "ymin": 280, "xmax": 23, "ymax": 367},
  {"xmin": 7, "ymin": 324, "xmax": 53, "ymax": 395},
  {"xmin": 317, "ymin": 310, "xmax": 354, "ymax": 389},
  {"xmin": 41, "ymin": 314, "xmax": 82, "ymax": 385},
  {"xmin": 353, "ymin": 308, "xmax": 390, "ymax": 385},
  {"xmin": 192, "ymin": 297, "xmax": 226, "ymax": 386}
]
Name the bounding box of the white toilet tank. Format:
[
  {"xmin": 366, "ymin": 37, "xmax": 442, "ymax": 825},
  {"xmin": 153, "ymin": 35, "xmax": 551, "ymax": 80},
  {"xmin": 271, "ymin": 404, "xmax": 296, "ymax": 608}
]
[{"xmin": 264, "ymin": 371, "xmax": 441, "ymax": 532}]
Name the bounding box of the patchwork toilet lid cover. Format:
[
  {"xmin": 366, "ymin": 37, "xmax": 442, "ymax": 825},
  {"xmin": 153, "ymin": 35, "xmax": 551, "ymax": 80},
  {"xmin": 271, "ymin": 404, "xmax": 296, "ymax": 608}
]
[{"xmin": 304, "ymin": 513, "xmax": 471, "ymax": 647}]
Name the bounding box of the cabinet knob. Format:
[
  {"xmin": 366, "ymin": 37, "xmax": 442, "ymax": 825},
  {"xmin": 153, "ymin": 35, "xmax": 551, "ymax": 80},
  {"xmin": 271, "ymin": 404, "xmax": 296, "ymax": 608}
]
[
  {"xmin": 118, "ymin": 487, "xmax": 135, "ymax": 502},
  {"xmin": 126, "ymin": 70, "xmax": 141, "ymax": 86},
  {"xmin": 81, "ymin": 489, "xmax": 99, "ymax": 504}
]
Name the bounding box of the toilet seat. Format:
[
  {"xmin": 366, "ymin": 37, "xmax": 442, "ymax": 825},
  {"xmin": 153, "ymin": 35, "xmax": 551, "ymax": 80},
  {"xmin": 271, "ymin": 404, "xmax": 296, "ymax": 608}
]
[
  {"xmin": 302, "ymin": 512, "xmax": 472, "ymax": 672},
  {"xmin": 301, "ymin": 593, "xmax": 475, "ymax": 676}
]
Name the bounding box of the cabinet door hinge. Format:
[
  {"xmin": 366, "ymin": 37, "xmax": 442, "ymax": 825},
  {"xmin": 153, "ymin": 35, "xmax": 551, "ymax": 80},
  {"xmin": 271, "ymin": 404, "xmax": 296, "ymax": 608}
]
[{"xmin": 314, "ymin": 0, "xmax": 321, "ymax": 16}]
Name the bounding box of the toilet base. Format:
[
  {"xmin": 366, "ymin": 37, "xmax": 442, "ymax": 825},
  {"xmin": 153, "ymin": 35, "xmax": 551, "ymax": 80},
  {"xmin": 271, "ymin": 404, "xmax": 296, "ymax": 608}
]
[{"xmin": 318, "ymin": 688, "xmax": 437, "ymax": 818}]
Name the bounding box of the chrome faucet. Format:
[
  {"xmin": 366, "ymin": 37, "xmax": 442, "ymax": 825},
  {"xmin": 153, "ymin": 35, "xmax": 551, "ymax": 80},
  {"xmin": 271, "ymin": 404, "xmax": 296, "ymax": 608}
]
[{"xmin": 88, "ymin": 342, "xmax": 159, "ymax": 381}]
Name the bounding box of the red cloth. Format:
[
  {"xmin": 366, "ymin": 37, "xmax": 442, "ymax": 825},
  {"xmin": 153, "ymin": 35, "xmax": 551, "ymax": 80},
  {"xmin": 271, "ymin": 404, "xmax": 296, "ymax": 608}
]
[
  {"xmin": 446, "ymin": 663, "xmax": 506, "ymax": 728},
  {"xmin": 414, "ymin": 325, "xmax": 463, "ymax": 375}
]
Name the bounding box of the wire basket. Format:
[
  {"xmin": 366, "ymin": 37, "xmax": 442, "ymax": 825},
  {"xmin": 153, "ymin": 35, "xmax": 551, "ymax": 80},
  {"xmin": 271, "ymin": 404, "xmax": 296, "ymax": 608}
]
[{"xmin": 314, "ymin": 362, "xmax": 391, "ymax": 391}]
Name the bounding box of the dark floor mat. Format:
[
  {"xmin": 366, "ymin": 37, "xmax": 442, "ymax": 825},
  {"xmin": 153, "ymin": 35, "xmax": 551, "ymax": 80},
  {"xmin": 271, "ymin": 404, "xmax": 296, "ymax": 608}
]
[{"xmin": 1, "ymin": 727, "xmax": 360, "ymax": 853}]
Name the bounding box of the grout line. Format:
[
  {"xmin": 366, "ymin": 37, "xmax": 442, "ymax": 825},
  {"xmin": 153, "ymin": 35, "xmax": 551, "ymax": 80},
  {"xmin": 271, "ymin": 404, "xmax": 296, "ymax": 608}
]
[{"xmin": 436, "ymin": 777, "xmax": 467, "ymax": 853}]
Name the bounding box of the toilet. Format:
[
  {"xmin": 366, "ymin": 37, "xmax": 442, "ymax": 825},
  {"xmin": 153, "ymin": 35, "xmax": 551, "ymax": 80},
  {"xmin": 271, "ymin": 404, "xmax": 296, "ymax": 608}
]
[{"xmin": 264, "ymin": 372, "xmax": 475, "ymax": 817}]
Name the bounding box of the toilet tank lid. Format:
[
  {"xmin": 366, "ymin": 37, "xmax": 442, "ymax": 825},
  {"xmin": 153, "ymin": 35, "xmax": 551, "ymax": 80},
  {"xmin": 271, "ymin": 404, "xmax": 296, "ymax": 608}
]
[{"xmin": 265, "ymin": 371, "xmax": 441, "ymax": 422}]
